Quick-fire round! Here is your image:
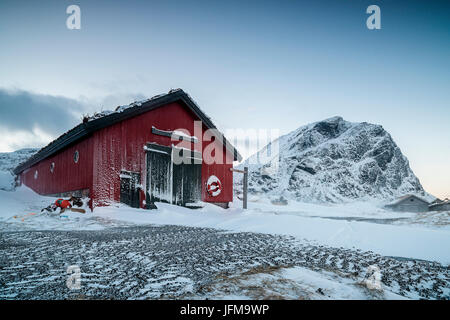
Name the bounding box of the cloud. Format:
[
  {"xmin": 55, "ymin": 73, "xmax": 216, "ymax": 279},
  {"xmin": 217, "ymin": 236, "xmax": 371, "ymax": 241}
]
[
  {"xmin": 0, "ymin": 88, "xmax": 82, "ymax": 136},
  {"xmin": 0, "ymin": 127, "xmax": 53, "ymax": 153},
  {"xmin": 0, "ymin": 88, "xmax": 150, "ymax": 152}
]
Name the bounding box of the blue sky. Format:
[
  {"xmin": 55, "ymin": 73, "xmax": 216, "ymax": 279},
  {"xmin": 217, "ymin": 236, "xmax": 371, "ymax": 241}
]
[{"xmin": 0, "ymin": 0, "xmax": 449, "ymax": 198}]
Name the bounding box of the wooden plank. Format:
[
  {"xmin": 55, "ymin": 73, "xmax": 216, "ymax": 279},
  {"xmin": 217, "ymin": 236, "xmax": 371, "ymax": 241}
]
[
  {"xmin": 145, "ymin": 142, "xmax": 172, "ymax": 154},
  {"xmin": 230, "ymin": 168, "xmax": 246, "ymax": 174},
  {"xmin": 152, "ymin": 126, "xmax": 197, "ymax": 143}
]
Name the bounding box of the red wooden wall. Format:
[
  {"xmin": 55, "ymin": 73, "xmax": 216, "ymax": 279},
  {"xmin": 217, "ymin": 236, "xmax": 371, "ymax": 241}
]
[
  {"xmin": 91, "ymin": 101, "xmax": 234, "ymax": 207},
  {"xmin": 20, "ymin": 101, "xmax": 235, "ymax": 209},
  {"xmin": 20, "ymin": 137, "xmax": 94, "ymax": 196}
]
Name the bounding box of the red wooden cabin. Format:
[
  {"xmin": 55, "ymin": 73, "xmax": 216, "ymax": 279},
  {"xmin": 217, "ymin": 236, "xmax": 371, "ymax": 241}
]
[{"xmin": 14, "ymin": 89, "xmax": 242, "ymax": 210}]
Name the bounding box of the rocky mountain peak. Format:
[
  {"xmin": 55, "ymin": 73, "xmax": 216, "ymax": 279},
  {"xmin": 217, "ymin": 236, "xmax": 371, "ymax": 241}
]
[{"xmin": 236, "ymin": 117, "xmax": 431, "ymax": 203}]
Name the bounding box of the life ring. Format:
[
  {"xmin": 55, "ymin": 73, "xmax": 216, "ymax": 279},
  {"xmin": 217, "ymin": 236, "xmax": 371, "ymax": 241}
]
[{"xmin": 206, "ymin": 175, "xmax": 222, "ymax": 197}]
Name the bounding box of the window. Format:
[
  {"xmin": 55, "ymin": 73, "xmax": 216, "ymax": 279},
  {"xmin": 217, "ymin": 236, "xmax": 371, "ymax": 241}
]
[
  {"xmin": 50, "ymin": 162, "xmax": 55, "ymax": 173},
  {"xmin": 74, "ymin": 150, "xmax": 79, "ymax": 163},
  {"xmin": 34, "ymin": 170, "xmax": 38, "ymax": 180}
]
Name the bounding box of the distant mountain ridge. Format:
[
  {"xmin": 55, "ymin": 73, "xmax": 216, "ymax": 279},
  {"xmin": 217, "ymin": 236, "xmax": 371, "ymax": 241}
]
[
  {"xmin": 235, "ymin": 116, "xmax": 433, "ymax": 203},
  {"xmin": 0, "ymin": 148, "xmax": 39, "ymax": 191}
]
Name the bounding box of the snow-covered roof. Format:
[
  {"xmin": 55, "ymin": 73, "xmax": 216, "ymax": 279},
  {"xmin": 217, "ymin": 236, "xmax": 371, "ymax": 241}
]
[
  {"xmin": 85, "ymin": 92, "xmax": 175, "ymax": 121},
  {"xmin": 386, "ymin": 194, "xmax": 429, "ymax": 206},
  {"xmin": 14, "ymin": 89, "xmax": 242, "ymax": 174},
  {"xmin": 429, "ymin": 199, "xmax": 450, "ymax": 208}
]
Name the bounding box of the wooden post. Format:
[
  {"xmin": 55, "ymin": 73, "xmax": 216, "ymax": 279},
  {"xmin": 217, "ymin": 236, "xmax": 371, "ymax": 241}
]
[
  {"xmin": 243, "ymin": 167, "xmax": 248, "ymax": 209},
  {"xmin": 230, "ymin": 167, "xmax": 249, "ymax": 210}
]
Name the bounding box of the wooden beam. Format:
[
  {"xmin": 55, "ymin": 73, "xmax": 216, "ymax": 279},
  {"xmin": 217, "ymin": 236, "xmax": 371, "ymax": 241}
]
[
  {"xmin": 151, "ymin": 126, "xmax": 197, "ymax": 143},
  {"xmin": 230, "ymin": 167, "xmax": 248, "ymax": 209},
  {"xmin": 243, "ymin": 167, "xmax": 248, "ymax": 209}
]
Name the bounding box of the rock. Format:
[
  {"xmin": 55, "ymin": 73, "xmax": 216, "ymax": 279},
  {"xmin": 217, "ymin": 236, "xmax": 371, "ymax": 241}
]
[
  {"xmin": 316, "ymin": 288, "xmax": 325, "ymax": 295},
  {"xmin": 235, "ymin": 117, "xmax": 431, "ymax": 203}
]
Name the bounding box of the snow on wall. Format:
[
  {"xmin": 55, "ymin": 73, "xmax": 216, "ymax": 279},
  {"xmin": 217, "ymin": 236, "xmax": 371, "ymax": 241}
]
[
  {"xmin": 17, "ymin": 101, "xmax": 235, "ymax": 208},
  {"xmin": 19, "ymin": 137, "xmax": 94, "ymax": 197},
  {"xmin": 91, "ymin": 101, "xmax": 234, "ymax": 208}
]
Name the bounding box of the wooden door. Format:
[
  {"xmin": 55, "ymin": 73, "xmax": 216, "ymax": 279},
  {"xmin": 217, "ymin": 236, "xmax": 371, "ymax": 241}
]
[
  {"xmin": 172, "ymin": 148, "xmax": 202, "ymax": 206},
  {"xmin": 146, "ymin": 144, "xmax": 172, "ymax": 205},
  {"xmin": 172, "ymin": 162, "xmax": 202, "ymax": 205},
  {"xmin": 120, "ymin": 171, "xmax": 141, "ymax": 208},
  {"xmin": 146, "ymin": 143, "xmax": 202, "ymax": 208}
]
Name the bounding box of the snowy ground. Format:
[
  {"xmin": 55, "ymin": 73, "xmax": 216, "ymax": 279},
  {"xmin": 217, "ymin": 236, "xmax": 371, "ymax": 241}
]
[
  {"xmin": 186, "ymin": 265, "xmax": 408, "ymax": 300},
  {"xmin": 0, "ymin": 187, "xmax": 449, "ymax": 299},
  {"xmin": 1, "ymin": 225, "xmax": 448, "ymax": 300}
]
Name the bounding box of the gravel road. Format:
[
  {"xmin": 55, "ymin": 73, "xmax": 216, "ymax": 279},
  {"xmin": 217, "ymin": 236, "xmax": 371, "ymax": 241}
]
[{"xmin": 0, "ymin": 225, "xmax": 448, "ymax": 299}]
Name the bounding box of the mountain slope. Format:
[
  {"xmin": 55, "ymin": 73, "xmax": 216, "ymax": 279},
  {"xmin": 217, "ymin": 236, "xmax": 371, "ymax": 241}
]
[
  {"xmin": 236, "ymin": 117, "xmax": 431, "ymax": 203},
  {"xmin": 0, "ymin": 148, "xmax": 39, "ymax": 191}
]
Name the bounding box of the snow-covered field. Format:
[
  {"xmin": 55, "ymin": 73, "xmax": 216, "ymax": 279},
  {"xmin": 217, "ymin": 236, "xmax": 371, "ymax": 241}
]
[
  {"xmin": 0, "ymin": 187, "xmax": 449, "ymax": 299},
  {"xmin": 1, "ymin": 224, "xmax": 448, "ymax": 300},
  {"xmin": 3, "ymin": 187, "xmax": 448, "ymax": 263}
]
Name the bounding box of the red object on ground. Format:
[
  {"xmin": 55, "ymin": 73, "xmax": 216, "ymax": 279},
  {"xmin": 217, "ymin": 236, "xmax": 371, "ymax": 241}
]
[{"xmin": 55, "ymin": 199, "xmax": 72, "ymax": 209}]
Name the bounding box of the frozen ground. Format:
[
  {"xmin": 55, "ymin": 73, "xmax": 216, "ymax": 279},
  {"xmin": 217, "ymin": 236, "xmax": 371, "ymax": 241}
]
[
  {"xmin": 1, "ymin": 225, "xmax": 448, "ymax": 300},
  {"xmin": 187, "ymin": 265, "xmax": 408, "ymax": 300},
  {"xmin": 0, "ymin": 187, "xmax": 449, "ymax": 299}
]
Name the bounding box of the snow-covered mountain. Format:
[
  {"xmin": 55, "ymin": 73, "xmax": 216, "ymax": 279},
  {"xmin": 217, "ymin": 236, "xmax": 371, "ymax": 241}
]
[
  {"xmin": 235, "ymin": 116, "xmax": 432, "ymax": 203},
  {"xmin": 0, "ymin": 148, "xmax": 39, "ymax": 191}
]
